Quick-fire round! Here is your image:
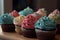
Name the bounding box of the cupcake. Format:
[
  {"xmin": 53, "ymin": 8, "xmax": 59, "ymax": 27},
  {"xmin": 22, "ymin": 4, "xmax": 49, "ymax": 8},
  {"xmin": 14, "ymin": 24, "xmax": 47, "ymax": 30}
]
[
  {"xmin": 48, "ymin": 9, "xmax": 60, "ymax": 20},
  {"xmin": 0, "ymin": 13, "xmax": 15, "ymax": 32},
  {"xmin": 48, "ymin": 9, "xmax": 60, "ymax": 33},
  {"xmin": 13, "ymin": 15, "xmax": 26, "ymax": 34},
  {"xmin": 34, "ymin": 16, "xmax": 57, "ymax": 40},
  {"xmin": 9, "ymin": 10, "xmax": 19, "ymax": 17},
  {"xmin": 19, "ymin": 7, "xmax": 33, "ymax": 16},
  {"xmin": 31, "ymin": 8, "xmax": 47, "ymax": 19},
  {"xmin": 21, "ymin": 15, "xmax": 37, "ymax": 38}
]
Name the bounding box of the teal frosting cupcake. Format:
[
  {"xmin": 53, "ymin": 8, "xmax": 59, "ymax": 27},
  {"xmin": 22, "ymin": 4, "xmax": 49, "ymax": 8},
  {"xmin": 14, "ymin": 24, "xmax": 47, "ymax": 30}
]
[
  {"xmin": 19, "ymin": 7, "xmax": 33, "ymax": 16},
  {"xmin": 34, "ymin": 16, "xmax": 56, "ymax": 31},
  {"xmin": 0, "ymin": 13, "xmax": 14, "ymax": 24}
]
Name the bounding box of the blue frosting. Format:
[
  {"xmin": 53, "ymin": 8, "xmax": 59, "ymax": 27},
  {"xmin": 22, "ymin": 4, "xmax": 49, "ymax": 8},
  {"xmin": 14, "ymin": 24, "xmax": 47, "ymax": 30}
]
[
  {"xmin": 34, "ymin": 16, "xmax": 56, "ymax": 31},
  {"xmin": 19, "ymin": 7, "xmax": 33, "ymax": 16},
  {"xmin": 0, "ymin": 13, "xmax": 14, "ymax": 24}
]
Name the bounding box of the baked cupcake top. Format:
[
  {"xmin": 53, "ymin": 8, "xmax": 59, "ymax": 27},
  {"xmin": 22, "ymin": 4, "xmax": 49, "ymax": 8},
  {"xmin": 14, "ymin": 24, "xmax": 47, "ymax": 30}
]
[
  {"xmin": 21, "ymin": 14, "xmax": 37, "ymax": 29},
  {"xmin": 48, "ymin": 9, "xmax": 60, "ymax": 21},
  {"xmin": 19, "ymin": 7, "xmax": 33, "ymax": 16},
  {"xmin": 0, "ymin": 13, "xmax": 14, "ymax": 24},
  {"xmin": 31, "ymin": 8, "xmax": 47, "ymax": 19},
  {"xmin": 13, "ymin": 15, "xmax": 26, "ymax": 26},
  {"xmin": 34, "ymin": 16, "xmax": 56, "ymax": 31},
  {"xmin": 9, "ymin": 10, "xmax": 19, "ymax": 17}
]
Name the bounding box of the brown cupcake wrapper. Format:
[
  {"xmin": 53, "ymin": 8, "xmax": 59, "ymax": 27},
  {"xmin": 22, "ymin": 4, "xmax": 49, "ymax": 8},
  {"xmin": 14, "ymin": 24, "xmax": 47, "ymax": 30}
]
[
  {"xmin": 21, "ymin": 27, "xmax": 36, "ymax": 38},
  {"xmin": 1, "ymin": 24, "xmax": 15, "ymax": 32},
  {"xmin": 35, "ymin": 29, "xmax": 56, "ymax": 40}
]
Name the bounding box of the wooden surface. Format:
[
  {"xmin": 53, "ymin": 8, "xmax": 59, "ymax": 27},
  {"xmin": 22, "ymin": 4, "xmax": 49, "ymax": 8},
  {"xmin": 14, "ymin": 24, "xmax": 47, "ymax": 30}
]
[{"xmin": 0, "ymin": 26, "xmax": 60, "ymax": 40}]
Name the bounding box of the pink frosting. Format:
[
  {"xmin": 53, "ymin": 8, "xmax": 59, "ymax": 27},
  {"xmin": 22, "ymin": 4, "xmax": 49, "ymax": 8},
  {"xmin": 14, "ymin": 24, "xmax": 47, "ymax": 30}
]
[
  {"xmin": 31, "ymin": 8, "xmax": 47, "ymax": 19},
  {"xmin": 36, "ymin": 8, "xmax": 46, "ymax": 16},
  {"xmin": 31, "ymin": 13, "xmax": 42, "ymax": 19},
  {"xmin": 48, "ymin": 9, "xmax": 60, "ymax": 20},
  {"xmin": 48, "ymin": 9, "xmax": 60, "ymax": 24},
  {"xmin": 9, "ymin": 10, "xmax": 19, "ymax": 17},
  {"xmin": 21, "ymin": 14, "xmax": 37, "ymax": 29},
  {"xmin": 51, "ymin": 9, "xmax": 60, "ymax": 14}
]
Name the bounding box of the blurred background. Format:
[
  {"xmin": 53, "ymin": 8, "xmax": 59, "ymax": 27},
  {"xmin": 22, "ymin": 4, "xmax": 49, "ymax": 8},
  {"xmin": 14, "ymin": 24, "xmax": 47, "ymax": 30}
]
[{"xmin": 0, "ymin": 0, "xmax": 60, "ymax": 15}]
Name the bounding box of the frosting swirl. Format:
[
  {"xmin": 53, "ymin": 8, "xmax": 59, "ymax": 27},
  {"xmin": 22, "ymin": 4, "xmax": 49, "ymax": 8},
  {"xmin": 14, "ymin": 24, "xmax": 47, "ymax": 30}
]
[
  {"xmin": 13, "ymin": 15, "xmax": 26, "ymax": 26},
  {"xmin": 9, "ymin": 10, "xmax": 19, "ymax": 17},
  {"xmin": 34, "ymin": 16, "xmax": 56, "ymax": 31},
  {"xmin": 0, "ymin": 13, "xmax": 14, "ymax": 24},
  {"xmin": 36, "ymin": 8, "xmax": 47, "ymax": 16},
  {"xmin": 21, "ymin": 14, "xmax": 37, "ymax": 29},
  {"xmin": 19, "ymin": 7, "xmax": 33, "ymax": 16},
  {"xmin": 31, "ymin": 8, "xmax": 47, "ymax": 19},
  {"xmin": 48, "ymin": 9, "xmax": 60, "ymax": 20}
]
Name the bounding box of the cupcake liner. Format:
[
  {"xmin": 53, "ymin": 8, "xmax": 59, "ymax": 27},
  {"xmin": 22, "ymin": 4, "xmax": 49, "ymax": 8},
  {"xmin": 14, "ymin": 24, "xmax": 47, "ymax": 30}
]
[
  {"xmin": 35, "ymin": 29, "xmax": 56, "ymax": 40},
  {"xmin": 56, "ymin": 24, "xmax": 60, "ymax": 34},
  {"xmin": 21, "ymin": 27, "xmax": 36, "ymax": 38},
  {"xmin": 15, "ymin": 25, "xmax": 22, "ymax": 34},
  {"xmin": 1, "ymin": 24, "xmax": 15, "ymax": 32}
]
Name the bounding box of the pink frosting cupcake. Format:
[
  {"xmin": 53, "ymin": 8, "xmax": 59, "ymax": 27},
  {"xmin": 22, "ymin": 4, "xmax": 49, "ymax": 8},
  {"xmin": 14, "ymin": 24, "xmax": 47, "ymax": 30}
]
[
  {"xmin": 21, "ymin": 15, "xmax": 37, "ymax": 38},
  {"xmin": 48, "ymin": 9, "xmax": 60, "ymax": 21},
  {"xmin": 48, "ymin": 9, "xmax": 60, "ymax": 34},
  {"xmin": 22, "ymin": 15, "xmax": 37, "ymax": 29}
]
